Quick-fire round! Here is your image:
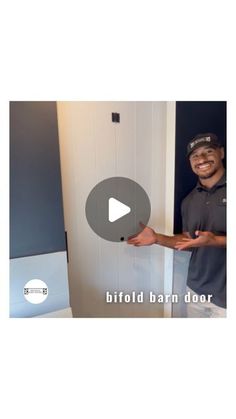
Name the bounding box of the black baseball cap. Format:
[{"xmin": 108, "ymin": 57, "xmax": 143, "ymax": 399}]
[{"xmin": 187, "ymin": 133, "xmax": 222, "ymax": 157}]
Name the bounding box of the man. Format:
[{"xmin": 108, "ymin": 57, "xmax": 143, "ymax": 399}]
[{"xmin": 127, "ymin": 133, "xmax": 226, "ymax": 318}]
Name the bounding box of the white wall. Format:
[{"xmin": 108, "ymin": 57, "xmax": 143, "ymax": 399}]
[
  {"xmin": 57, "ymin": 102, "xmax": 174, "ymax": 317},
  {"xmin": 172, "ymin": 251, "xmax": 191, "ymax": 317},
  {"xmin": 10, "ymin": 251, "xmax": 70, "ymax": 317}
]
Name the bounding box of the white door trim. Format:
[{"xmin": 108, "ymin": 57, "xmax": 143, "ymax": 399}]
[{"xmin": 164, "ymin": 102, "xmax": 176, "ymax": 318}]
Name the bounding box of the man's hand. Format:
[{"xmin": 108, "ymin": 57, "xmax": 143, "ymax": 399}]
[
  {"xmin": 174, "ymin": 230, "xmax": 225, "ymax": 251},
  {"xmin": 127, "ymin": 224, "xmax": 157, "ymax": 246}
]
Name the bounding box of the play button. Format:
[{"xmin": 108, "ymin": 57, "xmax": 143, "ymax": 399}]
[
  {"xmin": 109, "ymin": 198, "xmax": 131, "ymax": 222},
  {"xmin": 85, "ymin": 177, "xmax": 151, "ymax": 242}
]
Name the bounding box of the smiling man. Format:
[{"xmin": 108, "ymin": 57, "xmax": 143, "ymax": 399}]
[{"xmin": 127, "ymin": 133, "xmax": 226, "ymax": 318}]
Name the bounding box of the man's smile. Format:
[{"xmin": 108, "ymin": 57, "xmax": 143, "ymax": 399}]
[{"xmin": 195, "ymin": 161, "xmax": 214, "ymax": 170}]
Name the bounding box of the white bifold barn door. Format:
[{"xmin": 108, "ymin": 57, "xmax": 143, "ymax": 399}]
[{"xmin": 57, "ymin": 102, "xmax": 175, "ymax": 317}]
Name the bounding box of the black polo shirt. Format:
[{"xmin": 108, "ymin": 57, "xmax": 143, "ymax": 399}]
[{"xmin": 181, "ymin": 172, "xmax": 226, "ymax": 308}]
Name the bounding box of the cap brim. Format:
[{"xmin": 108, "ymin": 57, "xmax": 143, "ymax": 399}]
[{"xmin": 187, "ymin": 143, "xmax": 220, "ymax": 158}]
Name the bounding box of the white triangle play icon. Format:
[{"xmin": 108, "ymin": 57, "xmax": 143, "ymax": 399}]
[{"xmin": 108, "ymin": 197, "xmax": 131, "ymax": 222}]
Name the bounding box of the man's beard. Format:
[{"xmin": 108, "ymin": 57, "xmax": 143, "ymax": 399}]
[{"xmin": 198, "ymin": 167, "xmax": 218, "ymax": 179}]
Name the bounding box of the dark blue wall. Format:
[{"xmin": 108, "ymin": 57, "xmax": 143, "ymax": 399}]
[
  {"xmin": 174, "ymin": 101, "xmax": 226, "ymax": 234},
  {"xmin": 10, "ymin": 102, "xmax": 66, "ymax": 258}
]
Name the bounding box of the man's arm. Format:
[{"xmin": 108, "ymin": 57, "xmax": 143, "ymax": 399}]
[
  {"xmin": 155, "ymin": 232, "xmax": 191, "ymax": 250},
  {"xmin": 127, "ymin": 225, "xmax": 190, "ymax": 250},
  {"xmin": 174, "ymin": 231, "xmax": 226, "ymax": 250},
  {"xmin": 127, "ymin": 226, "xmax": 226, "ymax": 250}
]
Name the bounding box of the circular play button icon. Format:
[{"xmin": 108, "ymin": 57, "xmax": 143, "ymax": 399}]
[{"xmin": 85, "ymin": 177, "xmax": 151, "ymax": 242}]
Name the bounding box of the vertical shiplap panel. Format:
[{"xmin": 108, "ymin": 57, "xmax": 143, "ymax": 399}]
[
  {"xmin": 133, "ymin": 102, "xmax": 159, "ymax": 316},
  {"xmin": 115, "ymin": 102, "xmax": 136, "ymax": 179},
  {"xmin": 114, "ymin": 102, "xmax": 137, "ymax": 316},
  {"xmin": 149, "ymin": 102, "xmax": 167, "ymax": 317},
  {"xmin": 93, "ymin": 102, "xmax": 120, "ymax": 316},
  {"xmin": 58, "ymin": 102, "xmax": 101, "ymax": 317},
  {"xmin": 135, "ymin": 102, "xmax": 165, "ymax": 316}
]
